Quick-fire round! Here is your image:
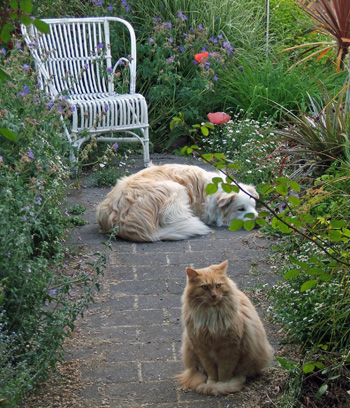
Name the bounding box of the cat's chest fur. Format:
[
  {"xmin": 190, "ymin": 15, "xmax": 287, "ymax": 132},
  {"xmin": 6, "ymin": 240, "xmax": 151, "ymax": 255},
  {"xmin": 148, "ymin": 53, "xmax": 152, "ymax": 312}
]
[{"xmin": 184, "ymin": 302, "xmax": 242, "ymax": 342}]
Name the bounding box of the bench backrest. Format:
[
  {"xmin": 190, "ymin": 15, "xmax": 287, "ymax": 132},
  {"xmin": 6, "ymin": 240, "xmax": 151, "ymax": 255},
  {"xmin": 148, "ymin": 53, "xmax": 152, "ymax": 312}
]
[{"xmin": 21, "ymin": 17, "xmax": 137, "ymax": 97}]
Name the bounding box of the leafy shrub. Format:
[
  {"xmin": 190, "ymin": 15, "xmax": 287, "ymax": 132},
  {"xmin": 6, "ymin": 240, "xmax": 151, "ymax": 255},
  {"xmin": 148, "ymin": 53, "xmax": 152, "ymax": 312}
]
[
  {"xmin": 0, "ymin": 45, "xmax": 103, "ymax": 407},
  {"xmin": 270, "ymin": 86, "xmax": 350, "ymax": 168},
  {"xmin": 197, "ymin": 113, "xmax": 283, "ymax": 185}
]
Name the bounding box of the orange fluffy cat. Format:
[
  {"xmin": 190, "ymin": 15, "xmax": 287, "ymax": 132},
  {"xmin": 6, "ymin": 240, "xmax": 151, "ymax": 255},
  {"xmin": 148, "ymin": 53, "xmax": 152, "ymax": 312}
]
[{"xmin": 176, "ymin": 260, "xmax": 273, "ymax": 396}]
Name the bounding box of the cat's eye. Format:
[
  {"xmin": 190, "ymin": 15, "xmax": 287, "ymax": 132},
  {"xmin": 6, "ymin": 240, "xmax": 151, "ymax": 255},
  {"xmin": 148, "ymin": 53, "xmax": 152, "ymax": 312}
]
[
  {"xmin": 201, "ymin": 285, "xmax": 209, "ymax": 290},
  {"xmin": 238, "ymin": 208, "xmax": 245, "ymax": 212},
  {"xmin": 216, "ymin": 284, "xmax": 222, "ymax": 289}
]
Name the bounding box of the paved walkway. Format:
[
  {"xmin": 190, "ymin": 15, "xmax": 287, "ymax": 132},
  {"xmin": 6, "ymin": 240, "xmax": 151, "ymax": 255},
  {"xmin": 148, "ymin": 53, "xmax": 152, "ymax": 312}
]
[{"xmin": 64, "ymin": 155, "xmax": 282, "ymax": 408}]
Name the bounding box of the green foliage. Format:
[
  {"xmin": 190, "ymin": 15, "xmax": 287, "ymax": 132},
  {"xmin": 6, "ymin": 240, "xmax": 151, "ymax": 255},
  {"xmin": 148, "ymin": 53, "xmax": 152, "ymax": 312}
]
[
  {"xmin": 270, "ymin": 86, "xmax": 350, "ymax": 166},
  {"xmin": 0, "ymin": 43, "xmax": 104, "ymax": 407},
  {"xmin": 196, "ymin": 112, "xmax": 282, "ymax": 185},
  {"xmin": 212, "ymin": 54, "xmax": 346, "ymax": 121}
]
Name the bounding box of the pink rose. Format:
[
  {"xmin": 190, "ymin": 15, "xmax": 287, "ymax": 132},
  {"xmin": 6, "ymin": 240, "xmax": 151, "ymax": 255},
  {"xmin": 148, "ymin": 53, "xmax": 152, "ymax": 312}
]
[{"xmin": 207, "ymin": 112, "xmax": 231, "ymax": 125}]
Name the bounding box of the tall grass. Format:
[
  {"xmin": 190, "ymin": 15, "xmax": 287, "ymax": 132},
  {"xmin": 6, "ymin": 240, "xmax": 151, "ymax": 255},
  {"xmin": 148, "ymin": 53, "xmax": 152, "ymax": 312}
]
[{"xmin": 130, "ymin": 0, "xmax": 267, "ymax": 54}]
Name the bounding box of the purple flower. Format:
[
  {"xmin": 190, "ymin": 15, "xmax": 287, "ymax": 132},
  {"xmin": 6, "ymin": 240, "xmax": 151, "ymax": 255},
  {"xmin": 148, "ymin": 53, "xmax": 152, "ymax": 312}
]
[
  {"xmin": 84, "ymin": 63, "xmax": 89, "ymax": 69},
  {"xmin": 106, "ymin": 67, "xmax": 113, "ymax": 73},
  {"xmin": 105, "ymin": 103, "xmax": 109, "ymax": 111},
  {"xmin": 214, "ymin": 75, "xmax": 218, "ymax": 81},
  {"xmin": 179, "ymin": 46, "xmax": 185, "ymax": 52},
  {"xmin": 29, "ymin": 149, "xmax": 34, "ymax": 159},
  {"xmin": 166, "ymin": 56, "xmax": 175, "ymax": 64},
  {"xmin": 149, "ymin": 38, "xmax": 154, "ymax": 44},
  {"xmin": 223, "ymin": 41, "xmax": 234, "ymax": 53},
  {"xmin": 24, "ymin": 206, "xmax": 30, "ymax": 210},
  {"xmin": 23, "ymin": 64, "xmax": 30, "ymax": 71},
  {"xmin": 238, "ymin": 66, "xmax": 243, "ymax": 71},
  {"xmin": 165, "ymin": 22, "xmax": 172, "ymax": 29},
  {"xmin": 22, "ymin": 216, "xmax": 27, "ymax": 221},
  {"xmin": 47, "ymin": 101, "xmax": 54, "ymax": 110},
  {"xmin": 199, "ymin": 24, "xmax": 204, "ymax": 30},
  {"xmin": 17, "ymin": 85, "xmax": 31, "ymax": 97},
  {"xmin": 0, "ymin": 156, "xmax": 3, "ymax": 163},
  {"xmin": 169, "ymin": 37, "xmax": 173, "ymax": 43},
  {"xmin": 113, "ymin": 142, "xmax": 118, "ymax": 148},
  {"xmin": 97, "ymin": 42, "xmax": 104, "ymax": 50},
  {"xmin": 177, "ymin": 10, "xmax": 188, "ymax": 20},
  {"xmin": 1, "ymin": 48, "xmax": 6, "ymax": 56},
  {"xmin": 108, "ymin": 5, "xmax": 113, "ymax": 11},
  {"xmin": 48, "ymin": 289, "xmax": 57, "ymax": 296},
  {"xmin": 37, "ymin": 196, "xmax": 42, "ymax": 205}
]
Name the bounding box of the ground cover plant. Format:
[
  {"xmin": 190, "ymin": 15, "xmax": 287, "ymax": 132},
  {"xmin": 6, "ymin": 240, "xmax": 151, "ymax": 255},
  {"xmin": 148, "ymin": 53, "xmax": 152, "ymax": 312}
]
[{"xmin": 0, "ymin": 37, "xmax": 106, "ymax": 407}]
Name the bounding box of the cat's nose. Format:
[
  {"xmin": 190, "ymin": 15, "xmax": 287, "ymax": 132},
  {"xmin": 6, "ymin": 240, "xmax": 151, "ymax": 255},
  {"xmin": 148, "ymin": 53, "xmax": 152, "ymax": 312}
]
[{"xmin": 211, "ymin": 291, "xmax": 217, "ymax": 299}]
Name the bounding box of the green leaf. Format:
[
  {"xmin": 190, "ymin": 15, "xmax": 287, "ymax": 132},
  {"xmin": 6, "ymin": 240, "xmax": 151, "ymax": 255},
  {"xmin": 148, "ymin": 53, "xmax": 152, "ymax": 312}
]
[
  {"xmin": 243, "ymin": 220, "xmax": 255, "ymax": 231},
  {"xmin": 212, "ymin": 177, "xmax": 223, "ymax": 184},
  {"xmin": 286, "ymin": 180, "xmax": 301, "ymax": 192},
  {"xmin": 10, "ymin": 0, "xmax": 18, "ymax": 10},
  {"xmin": 284, "ymin": 269, "xmax": 300, "ymax": 279},
  {"xmin": 329, "ymin": 230, "xmax": 342, "ymax": 242},
  {"xmin": 255, "ymin": 218, "xmax": 266, "ymax": 227},
  {"xmin": 213, "ymin": 153, "xmax": 226, "ymax": 160},
  {"xmin": 302, "ymin": 363, "xmax": 315, "ymax": 374},
  {"xmin": 260, "ymin": 183, "xmax": 274, "ymax": 195},
  {"xmin": 315, "ymin": 383, "xmax": 328, "ymax": 399},
  {"xmin": 229, "ymin": 219, "xmax": 244, "ymax": 231},
  {"xmin": 258, "ymin": 211, "xmax": 269, "ymax": 217},
  {"xmin": 201, "ymin": 153, "xmax": 214, "ymax": 162},
  {"xmin": 204, "ymin": 121, "xmax": 215, "ymax": 129},
  {"xmin": 315, "ymin": 362, "xmax": 325, "ymax": 370},
  {"xmin": 300, "ymin": 280, "xmax": 318, "ymax": 292},
  {"xmin": 200, "ymin": 126, "xmax": 209, "ymax": 136},
  {"xmin": 0, "ymin": 67, "xmax": 11, "ymax": 82},
  {"xmin": 20, "ymin": 14, "xmax": 32, "ymax": 26},
  {"xmin": 305, "ymin": 267, "xmax": 324, "ymax": 276},
  {"xmin": 0, "ymin": 127, "xmax": 18, "ymax": 141},
  {"xmin": 205, "ymin": 183, "xmax": 218, "ymax": 195},
  {"xmin": 222, "ymin": 183, "xmax": 233, "ymax": 194},
  {"xmin": 319, "ymin": 273, "xmax": 332, "ymax": 282},
  {"xmin": 289, "ymin": 196, "xmax": 300, "ymax": 206},
  {"xmin": 20, "ymin": 0, "xmax": 33, "ymax": 13},
  {"xmin": 276, "ymin": 182, "xmax": 288, "ymax": 195},
  {"xmin": 0, "ymin": 26, "xmax": 12, "ymax": 43},
  {"xmin": 276, "ymin": 357, "xmax": 296, "ymax": 370},
  {"xmin": 330, "ymin": 220, "xmax": 346, "ymax": 229},
  {"xmin": 227, "ymin": 163, "xmax": 241, "ymax": 170},
  {"xmin": 33, "ymin": 19, "xmax": 50, "ymax": 34}
]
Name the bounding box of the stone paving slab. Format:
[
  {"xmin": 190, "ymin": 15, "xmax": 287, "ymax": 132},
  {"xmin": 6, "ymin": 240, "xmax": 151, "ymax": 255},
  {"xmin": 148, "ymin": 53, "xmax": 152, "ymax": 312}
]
[{"xmin": 63, "ymin": 154, "xmax": 282, "ymax": 408}]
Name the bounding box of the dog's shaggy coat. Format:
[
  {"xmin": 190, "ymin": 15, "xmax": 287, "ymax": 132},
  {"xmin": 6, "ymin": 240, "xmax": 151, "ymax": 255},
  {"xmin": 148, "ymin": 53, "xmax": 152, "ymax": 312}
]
[{"xmin": 96, "ymin": 163, "xmax": 259, "ymax": 242}]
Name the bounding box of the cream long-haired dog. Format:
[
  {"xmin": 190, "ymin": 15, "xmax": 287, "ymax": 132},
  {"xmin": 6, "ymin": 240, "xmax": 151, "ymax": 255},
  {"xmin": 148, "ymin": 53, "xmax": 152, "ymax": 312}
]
[{"xmin": 96, "ymin": 163, "xmax": 259, "ymax": 242}]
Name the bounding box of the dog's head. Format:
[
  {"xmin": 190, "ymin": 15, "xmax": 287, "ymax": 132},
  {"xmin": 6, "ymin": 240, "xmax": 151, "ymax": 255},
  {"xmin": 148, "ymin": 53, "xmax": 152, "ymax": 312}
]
[{"xmin": 217, "ymin": 184, "xmax": 259, "ymax": 222}]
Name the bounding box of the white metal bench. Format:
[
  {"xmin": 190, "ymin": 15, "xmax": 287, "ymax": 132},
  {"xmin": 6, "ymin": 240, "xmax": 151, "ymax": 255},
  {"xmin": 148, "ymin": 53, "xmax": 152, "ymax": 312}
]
[{"xmin": 21, "ymin": 17, "xmax": 150, "ymax": 166}]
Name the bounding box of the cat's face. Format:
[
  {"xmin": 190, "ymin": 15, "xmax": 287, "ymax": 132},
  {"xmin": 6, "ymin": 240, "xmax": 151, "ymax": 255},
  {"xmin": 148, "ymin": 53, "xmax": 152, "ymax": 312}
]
[{"xmin": 186, "ymin": 260, "xmax": 230, "ymax": 306}]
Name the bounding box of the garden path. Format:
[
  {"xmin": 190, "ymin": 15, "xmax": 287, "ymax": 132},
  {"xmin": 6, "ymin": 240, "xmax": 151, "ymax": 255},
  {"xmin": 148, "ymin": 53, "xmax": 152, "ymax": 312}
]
[{"xmin": 23, "ymin": 154, "xmax": 286, "ymax": 408}]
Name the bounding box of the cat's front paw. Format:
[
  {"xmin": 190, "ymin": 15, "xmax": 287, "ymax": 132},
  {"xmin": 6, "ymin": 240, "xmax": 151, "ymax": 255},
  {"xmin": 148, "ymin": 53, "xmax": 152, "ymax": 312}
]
[{"xmin": 206, "ymin": 379, "xmax": 216, "ymax": 385}]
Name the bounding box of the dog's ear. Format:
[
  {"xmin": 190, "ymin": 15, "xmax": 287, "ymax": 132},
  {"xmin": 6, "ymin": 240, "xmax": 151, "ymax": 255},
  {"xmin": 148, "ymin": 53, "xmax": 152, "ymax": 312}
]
[
  {"xmin": 217, "ymin": 192, "xmax": 235, "ymax": 208},
  {"xmin": 244, "ymin": 185, "xmax": 259, "ymax": 199}
]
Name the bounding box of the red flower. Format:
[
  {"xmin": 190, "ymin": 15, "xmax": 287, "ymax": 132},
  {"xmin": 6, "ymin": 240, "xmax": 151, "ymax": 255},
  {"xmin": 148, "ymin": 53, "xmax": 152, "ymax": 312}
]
[
  {"xmin": 194, "ymin": 52, "xmax": 209, "ymax": 63},
  {"xmin": 207, "ymin": 112, "xmax": 231, "ymax": 125}
]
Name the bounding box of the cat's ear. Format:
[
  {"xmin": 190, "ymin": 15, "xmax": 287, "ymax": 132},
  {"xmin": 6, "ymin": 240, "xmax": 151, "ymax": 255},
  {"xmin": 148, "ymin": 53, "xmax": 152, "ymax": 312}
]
[
  {"xmin": 186, "ymin": 268, "xmax": 199, "ymax": 281},
  {"xmin": 216, "ymin": 260, "xmax": 228, "ymax": 275}
]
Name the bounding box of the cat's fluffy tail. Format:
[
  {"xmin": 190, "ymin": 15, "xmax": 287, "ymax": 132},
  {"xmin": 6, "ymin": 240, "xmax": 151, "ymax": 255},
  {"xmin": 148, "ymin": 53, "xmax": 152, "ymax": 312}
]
[
  {"xmin": 176, "ymin": 369, "xmax": 207, "ymax": 391},
  {"xmin": 196, "ymin": 375, "xmax": 246, "ymax": 396}
]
